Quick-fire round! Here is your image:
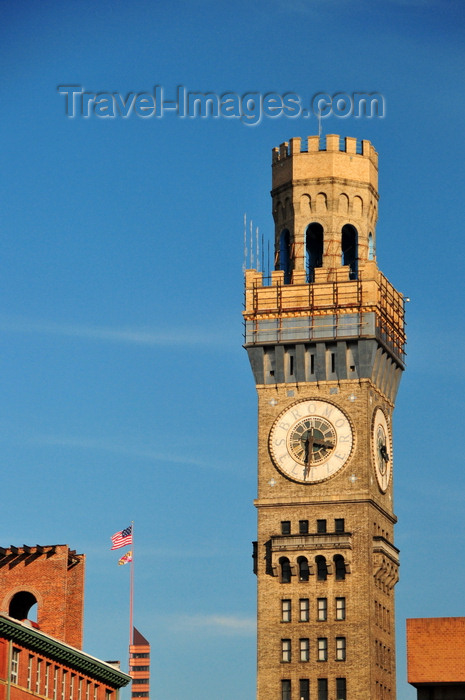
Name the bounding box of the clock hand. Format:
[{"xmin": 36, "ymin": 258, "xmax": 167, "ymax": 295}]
[{"xmin": 379, "ymin": 445, "xmax": 389, "ymax": 462}]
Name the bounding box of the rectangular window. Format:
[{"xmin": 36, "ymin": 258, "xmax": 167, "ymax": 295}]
[
  {"xmin": 282, "ymin": 680, "xmax": 291, "ymax": 700},
  {"xmin": 78, "ymin": 678, "xmax": 83, "ymax": 700},
  {"xmin": 281, "ymin": 521, "xmax": 291, "ymax": 535},
  {"xmin": 317, "ymin": 519, "xmax": 327, "ymax": 534},
  {"xmin": 282, "ymin": 599, "xmax": 291, "ymax": 623},
  {"xmin": 336, "ymin": 637, "xmax": 346, "ymax": 661},
  {"xmin": 299, "ymin": 598, "xmax": 309, "ymax": 622},
  {"xmin": 27, "ymin": 654, "xmax": 33, "ymax": 690},
  {"xmin": 105, "ymin": 692, "xmax": 112, "ymax": 700},
  {"xmin": 299, "ymin": 679, "xmax": 310, "ymax": 700},
  {"xmin": 318, "ymin": 678, "xmax": 328, "ymax": 700},
  {"xmin": 94, "ymin": 684, "xmax": 98, "ymax": 700},
  {"xmin": 86, "ymin": 681, "xmax": 91, "ymax": 700},
  {"xmin": 10, "ymin": 648, "xmax": 20, "ymax": 684},
  {"xmin": 281, "ymin": 639, "xmax": 291, "ymax": 663},
  {"xmin": 36, "ymin": 659, "xmax": 42, "ymax": 694},
  {"xmin": 317, "ymin": 638, "xmax": 328, "ymax": 661},
  {"xmin": 299, "ymin": 520, "xmax": 309, "ymax": 534},
  {"xmin": 336, "ymin": 597, "xmax": 346, "ymax": 620},
  {"xmin": 336, "ymin": 677, "xmax": 347, "ymax": 700},
  {"xmin": 62, "ymin": 670, "xmax": 68, "ymax": 700},
  {"xmin": 53, "ymin": 667, "xmax": 59, "ymax": 700},
  {"xmin": 70, "ymin": 674, "xmax": 76, "ymax": 700},
  {"xmin": 335, "ymin": 518, "xmax": 345, "ymax": 533},
  {"xmin": 300, "ymin": 638, "xmax": 309, "ymax": 662},
  {"xmin": 45, "ymin": 663, "xmax": 51, "ymax": 696},
  {"xmin": 317, "ymin": 598, "xmax": 327, "ymax": 621}
]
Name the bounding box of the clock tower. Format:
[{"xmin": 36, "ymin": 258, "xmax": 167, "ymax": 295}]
[{"xmin": 243, "ymin": 135, "xmax": 405, "ymax": 700}]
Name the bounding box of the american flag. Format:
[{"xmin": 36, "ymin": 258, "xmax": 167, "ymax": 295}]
[{"xmin": 111, "ymin": 525, "xmax": 133, "ymax": 550}]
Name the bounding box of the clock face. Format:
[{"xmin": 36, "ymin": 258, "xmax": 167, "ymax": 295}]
[
  {"xmin": 372, "ymin": 407, "xmax": 392, "ymax": 492},
  {"xmin": 269, "ymin": 399, "xmax": 353, "ymax": 484}
]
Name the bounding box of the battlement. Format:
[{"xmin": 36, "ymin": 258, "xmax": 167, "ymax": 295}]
[
  {"xmin": 272, "ymin": 135, "xmax": 378, "ymax": 192},
  {"xmin": 0, "ymin": 544, "xmax": 83, "ymax": 568}
]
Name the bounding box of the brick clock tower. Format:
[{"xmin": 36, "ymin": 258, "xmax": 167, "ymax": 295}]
[{"xmin": 243, "ymin": 135, "xmax": 406, "ymax": 700}]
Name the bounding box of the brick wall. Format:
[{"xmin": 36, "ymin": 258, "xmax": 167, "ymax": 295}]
[{"xmin": 407, "ymin": 617, "xmax": 465, "ymax": 683}]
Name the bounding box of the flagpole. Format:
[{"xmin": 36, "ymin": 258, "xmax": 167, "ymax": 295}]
[{"xmin": 129, "ymin": 520, "xmax": 134, "ymax": 655}]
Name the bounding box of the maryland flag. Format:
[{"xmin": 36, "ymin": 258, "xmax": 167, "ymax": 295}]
[{"xmin": 118, "ymin": 551, "xmax": 133, "ymax": 566}]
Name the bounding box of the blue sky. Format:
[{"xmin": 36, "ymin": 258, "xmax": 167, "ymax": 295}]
[{"xmin": 1, "ymin": 1, "xmax": 464, "ymax": 698}]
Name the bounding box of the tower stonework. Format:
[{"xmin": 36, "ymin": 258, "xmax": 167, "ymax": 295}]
[{"xmin": 244, "ymin": 135, "xmax": 405, "ymax": 700}]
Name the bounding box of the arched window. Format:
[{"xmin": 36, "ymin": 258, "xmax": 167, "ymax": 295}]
[
  {"xmin": 298, "ymin": 556, "xmax": 309, "ymax": 582},
  {"xmin": 280, "ymin": 556, "xmax": 292, "ymax": 583},
  {"xmin": 9, "ymin": 591, "xmax": 38, "ymax": 621},
  {"xmin": 316, "ymin": 555, "xmax": 328, "ymax": 581},
  {"xmin": 341, "ymin": 224, "xmax": 358, "ymax": 279},
  {"xmin": 334, "ymin": 555, "xmax": 346, "ymax": 581},
  {"xmin": 368, "ymin": 232, "xmax": 374, "ymax": 260},
  {"xmin": 279, "ymin": 229, "xmax": 291, "ymax": 284},
  {"xmin": 306, "ymin": 223, "xmax": 323, "ymax": 282}
]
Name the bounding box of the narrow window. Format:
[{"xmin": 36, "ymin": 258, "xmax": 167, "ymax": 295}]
[
  {"xmin": 45, "ymin": 663, "xmax": 51, "ymax": 697},
  {"xmin": 78, "ymin": 678, "xmax": 83, "ymax": 700},
  {"xmin": 316, "ymin": 555, "xmax": 328, "ymax": 581},
  {"xmin": 27, "ymin": 655, "xmax": 33, "ymax": 690},
  {"xmin": 86, "ymin": 681, "xmax": 91, "ymax": 700},
  {"xmin": 306, "ymin": 223, "xmax": 324, "ymax": 282},
  {"xmin": 299, "ymin": 520, "xmax": 309, "ymax": 535},
  {"xmin": 281, "ymin": 679, "xmax": 291, "ymax": 700},
  {"xmin": 280, "ymin": 557, "xmax": 292, "ymax": 583},
  {"xmin": 342, "ymin": 224, "xmax": 358, "ymax": 279},
  {"xmin": 94, "ymin": 685, "xmax": 98, "ymax": 700},
  {"xmin": 282, "ymin": 599, "xmax": 291, "ymax": 623},
  {"xmin": 334, "ymin": 518, "xmax": 345, "ymax": 533},
  {"xmin": 310, "ymin": 353, "xmax": 315, "ymax": 375},
  {"xmin": 318, "ymin": 638, "xmax": 328, "ymax": 661},
  {"xmin": 299, "ymin": 598, "xmax": 309, "ymax": 622},
  {"xmin": 279, "ymin": 230, "xmax": 291, "ymax": 284},
  {"xmin": 281, "ymin": 521, "xmax": 291, "ymax": 535},
  {"xmin": 300, "ymin": 638, "xmax": 310, "ymax": 662},
  {"xmin": 298, "ymin": 556, "xmax": 310, "ymax": 582},
  {"xmin": 317, "ymin": 598, "xmax": 327, "ymax": 621},
  {"xmin": 336, "ymin": 597, "xmax": 346, "ymax": 620},
  {"xmin": 368, "ymin": 232, "xmax": 374, "ymax": 260},
  {"xmin": 70, "ymin": 675, "xmax": 76, "ymax": 700},
  {"xmin": 317, "ymin": 519, "xmax": 327, "ymax": 534},
  {"xmin": 62, "ymin": 671, "xmax": 68, "ymax": 700},
  {"xmin": 53, "ymin": 667, "xmax": 59, "ymax": 700},
  {"xmin": 36, "ymin": 659, "xmax": 42, "ymax": 694},
  {"xmin": 330, "ymin": 352, "xmax": 336, "ymax": 374},
  {"xmin": 10, "ymin": 648, "xmax": 20, "ymax": 684},
  {"xmin": 281, "ymin": 639, "xmax": 291, "ymax": 663},
  {"xmin": 334, "ymin": 555, "xmax": 346, "ymax": 581},
  {"xmin": 318, "ymin": 678, "xmax": 328, "ymax": 700},
  {"xmin": 336, "ymin": 677, "xmax": 347, "ymax": 700},
  {"xmin": 336, "ymin": 637, "xmax": 346, "ymax": 661},
  {"xmin": 300, "ymin": 678, "xmax": 310, "ymax": 700}
]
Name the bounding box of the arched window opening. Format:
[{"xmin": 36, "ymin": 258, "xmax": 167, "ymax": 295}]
[
  {"xmin": 280, "ymin": 557, "xmax": 292, "ymax": 584},
  {"xmin": 9, "ymin": 591, "xmax": 38, "ymax": 621},
  {"xmin": 316, "ymin": 555, "xmax": 328, "ymax": 581},
  {"xmin": 279, "ymin": 229, "xmax": 291, "ymax": 284},
  {"xmin": 334, "ymin": 555, "xmax": 346, "ymax": 581},
  {"xmin": 368, "ymin": 232, "xmax": 374, "ymax": 261},
  {"xmin": 342, "ymin": 225, "xmax": 358, "ymax": 280},
  {"xmin": 298, "ymin": 556, "xmax": 309, "ymax": 582},
  {"xmin": 306, "ymin": 223, "xmax": 323, "ymax": 282}
]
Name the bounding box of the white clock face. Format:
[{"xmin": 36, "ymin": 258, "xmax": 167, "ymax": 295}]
[
  {"xmin": 372, "ymin": 407, "xmax": 392, "ymax": 492},
  {"xmin": 269, "ymin": 399, "xmax": 353, "ymax": 484}
]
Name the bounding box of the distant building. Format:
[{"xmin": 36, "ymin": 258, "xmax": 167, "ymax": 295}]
[
  {"xmin": 0, "ymin": 545, "xmax": 130, "ymax": 700},
  {"xmin": 129, "ymin": 628, "xmax": 150, "ymax": 699},
  {"xmin": 407, "ymin": 617, "xmax": 465, "ymax": 699}
]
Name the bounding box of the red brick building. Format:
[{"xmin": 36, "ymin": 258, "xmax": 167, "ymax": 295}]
[
  {"xmin": 0, "ymin": 613, "xmax": 130, "ymax": 700},
  {"xmin": 129, "ymin": 628, "xmax": 150, "ymax": 700},
  {"xmin": 0, "ymin": 545, "xmax": 130, "ymax": 700},
  {"xmin": 407, "ymin": 617, "xmax": 465, "ymax": 699}
]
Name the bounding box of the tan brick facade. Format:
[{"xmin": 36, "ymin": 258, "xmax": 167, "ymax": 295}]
[{"xmin": 244, "ymin": 136, "xmax": 405, "ymax": 700}]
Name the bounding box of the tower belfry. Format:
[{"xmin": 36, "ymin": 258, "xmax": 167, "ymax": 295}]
[{"xmin": 243, "ymin": 135, "xmax": 406, "ymax": 700}]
